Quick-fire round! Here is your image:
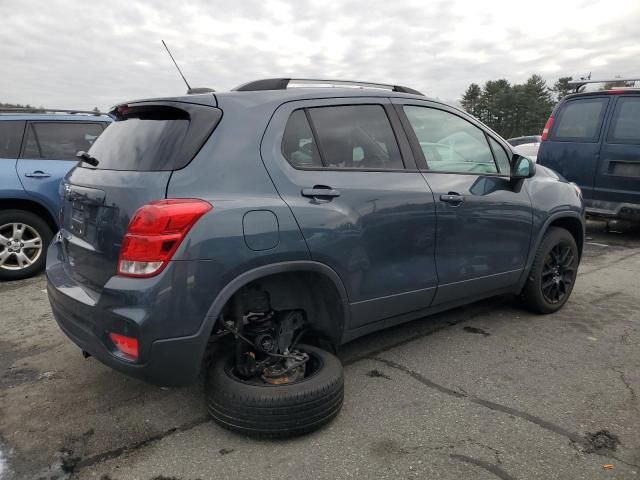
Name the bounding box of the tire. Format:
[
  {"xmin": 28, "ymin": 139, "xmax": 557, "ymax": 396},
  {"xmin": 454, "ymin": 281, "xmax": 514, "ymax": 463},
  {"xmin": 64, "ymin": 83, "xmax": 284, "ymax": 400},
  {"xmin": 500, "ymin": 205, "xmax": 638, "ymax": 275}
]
[
  {"xmin": 206, "ymin": 344, "xmax": 344, "ymax": 438},
  {"xmin": 0, "ymin": 209, "xmax": 53, "ymax": 281},
  {"xmin": 522, "ymin": 226, "xmax": 579, "ymax": 314}
]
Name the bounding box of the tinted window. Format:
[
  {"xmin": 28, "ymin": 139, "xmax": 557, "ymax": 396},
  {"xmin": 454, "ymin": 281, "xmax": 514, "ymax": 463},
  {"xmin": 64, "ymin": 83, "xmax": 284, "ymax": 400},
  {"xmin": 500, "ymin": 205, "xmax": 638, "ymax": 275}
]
[
  {"xmin": 404, "ymin": 106, "xmax": 498, "ymax": 174},
  {"xmin": 88, "ymin": 104, "xmax": 221, "ymax": 171},
  {"xmin": 282, "ymin": 110, "xmax": 322, "ymax": 168},
  {"xmin": 552, "ymin": 98, "xmax": 608, "ymax": 141},
  {"xmin": 22, "ymin": 122, "xmax": 103, "ymax": 160},
  {"xmin": 608, "ymin": 97, "xmax": 640, "ymax": 144},
  {"xmin": 489, "ymin": 137, "xmax": 511, "ymax": 173},
  {"xmin": 0, "ymin": 121, "xmax": 25, "ymax": 158},
  {"xmin": 308, "ymin": 105, "xmax": 403, "ymax": 169}
]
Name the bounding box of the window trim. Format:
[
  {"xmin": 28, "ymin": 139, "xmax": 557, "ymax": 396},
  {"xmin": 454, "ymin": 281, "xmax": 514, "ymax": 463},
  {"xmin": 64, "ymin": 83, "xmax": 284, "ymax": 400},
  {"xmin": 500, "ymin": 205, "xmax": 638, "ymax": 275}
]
[
  {"xmin": 606, "ymin": 96, "xmax": 640, "ymax": 146},
  {"xmin": 281, "ymin": 103, "xmax": 410, "ymax": 172},
  {"xmin": 550, "ymin": 97, "xmax": 610, "ymax": 144},
  {"xmin": 19, "ymin": 121, "xmax": 108, "ymax": 161},
  {"xmin": 397, "ymin": 104, "xmax": 510, "ymax": 177}
]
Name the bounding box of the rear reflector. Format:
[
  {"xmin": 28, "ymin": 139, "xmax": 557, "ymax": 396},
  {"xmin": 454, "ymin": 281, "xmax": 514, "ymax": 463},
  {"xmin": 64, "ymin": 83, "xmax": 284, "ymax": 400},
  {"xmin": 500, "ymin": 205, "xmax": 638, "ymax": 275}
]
[
  {"xmin": 541, "ymin": 116, "xmax": 554, "ymax": 141},
  {"xmin": 109, "ymin": 332, "xmax": 139, "ymax": 359},
  {"xmin": 117, "ymin": 199, "xmax": 212, "ymax": 278}
]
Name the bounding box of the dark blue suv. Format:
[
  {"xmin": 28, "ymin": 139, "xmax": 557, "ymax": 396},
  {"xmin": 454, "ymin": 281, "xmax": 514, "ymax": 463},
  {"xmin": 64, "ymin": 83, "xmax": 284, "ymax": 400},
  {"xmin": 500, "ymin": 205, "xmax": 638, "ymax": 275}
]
[
  {"xmin": 0, "ymin": 110, "xmax": 110, "ymax": 279},
  {"xmin": 46, "ymin": 79, "xmax": 585, "ymax": 437},
  {"xmin": 538, "ymin": 84, "xmax": 640, "ymax": 222}
]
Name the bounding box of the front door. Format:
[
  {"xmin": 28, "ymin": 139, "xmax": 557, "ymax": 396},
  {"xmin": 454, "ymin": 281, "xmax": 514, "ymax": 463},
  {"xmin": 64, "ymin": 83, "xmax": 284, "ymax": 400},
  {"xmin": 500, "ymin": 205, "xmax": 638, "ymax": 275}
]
[
  {"xmin": 394, "ymin": 100, "xmax": 533, "ymax": 305},
  {"xmin": 261, "ymin": 98, "xmax": 438, "ymax": 329},
  {"xmin": 17, "ymin": 121, "xmax": 105, "ymax": 215}
]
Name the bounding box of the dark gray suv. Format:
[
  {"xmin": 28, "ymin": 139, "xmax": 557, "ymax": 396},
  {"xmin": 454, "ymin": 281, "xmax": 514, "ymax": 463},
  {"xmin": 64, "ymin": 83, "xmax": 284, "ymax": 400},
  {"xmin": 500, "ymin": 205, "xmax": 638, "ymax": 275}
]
[{"xmin": 46, "ymin": 78, "xmax": 585, "ymax": 437}]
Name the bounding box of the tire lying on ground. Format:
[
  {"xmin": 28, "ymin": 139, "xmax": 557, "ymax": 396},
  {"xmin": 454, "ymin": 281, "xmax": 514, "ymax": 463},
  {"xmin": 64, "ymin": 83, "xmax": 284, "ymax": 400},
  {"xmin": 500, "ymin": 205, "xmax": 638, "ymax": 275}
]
[{"xmin": 206, "ymin": 344, "xmax": 344, "ymax": 438}]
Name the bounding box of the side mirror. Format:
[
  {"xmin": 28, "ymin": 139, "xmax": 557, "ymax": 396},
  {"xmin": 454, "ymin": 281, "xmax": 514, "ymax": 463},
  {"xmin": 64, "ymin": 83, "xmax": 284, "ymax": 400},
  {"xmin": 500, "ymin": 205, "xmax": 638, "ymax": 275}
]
[{"xmin": 511, "ymin": 155, "xmax": 536, "ymax": 179}]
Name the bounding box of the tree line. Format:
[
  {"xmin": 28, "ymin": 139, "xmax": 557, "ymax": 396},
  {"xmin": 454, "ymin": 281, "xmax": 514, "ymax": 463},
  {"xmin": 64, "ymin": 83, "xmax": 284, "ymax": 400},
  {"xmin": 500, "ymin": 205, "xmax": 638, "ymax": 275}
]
[{"xmin": 459, "ymin": 75, "xmax": 578, "ymax": 139}]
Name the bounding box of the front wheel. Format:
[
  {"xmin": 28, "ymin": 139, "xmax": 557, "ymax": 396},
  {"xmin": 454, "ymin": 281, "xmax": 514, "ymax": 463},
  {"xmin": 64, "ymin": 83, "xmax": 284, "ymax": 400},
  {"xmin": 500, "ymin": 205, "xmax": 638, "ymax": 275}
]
[
  {"xmin": 522, "ymin": 227, "xmax": 579, "ymax": 314},
  {"xmin": 0, "ymin": 210, "xmax": 53, "ymax": 281},
  {"xmin": 206, "ymin": 344, "xmax": 344, "ymax": 438}
]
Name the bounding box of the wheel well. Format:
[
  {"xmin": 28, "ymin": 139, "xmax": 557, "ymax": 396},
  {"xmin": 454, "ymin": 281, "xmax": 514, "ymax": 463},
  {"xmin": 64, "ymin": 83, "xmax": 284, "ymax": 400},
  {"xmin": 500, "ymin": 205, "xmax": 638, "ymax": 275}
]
[
  {"xmin": 0, "ymin": 198, "xmax": 57, "ymax": 233},
  {"xmin": 216, "ymin": 271, "xmax": 346, "ymax": 351},
  {"xmin": 549, "ymin": 216, "xmax": 584, "ymax": 257}
]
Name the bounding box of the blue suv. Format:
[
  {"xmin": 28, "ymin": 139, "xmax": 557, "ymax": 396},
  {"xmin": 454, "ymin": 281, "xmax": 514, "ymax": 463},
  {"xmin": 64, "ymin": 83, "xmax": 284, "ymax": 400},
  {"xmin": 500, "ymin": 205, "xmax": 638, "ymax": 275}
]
[
  {"xmin": 46, "ymin": 79, "xmax": 585, "ymax": 437},
  {"xmin": 0, "ymin": 110, "xmax": 110, "ymax": 279},
  {"xmin": 538, "ymin": 82, "xmax": 640, "ymax": 222}
]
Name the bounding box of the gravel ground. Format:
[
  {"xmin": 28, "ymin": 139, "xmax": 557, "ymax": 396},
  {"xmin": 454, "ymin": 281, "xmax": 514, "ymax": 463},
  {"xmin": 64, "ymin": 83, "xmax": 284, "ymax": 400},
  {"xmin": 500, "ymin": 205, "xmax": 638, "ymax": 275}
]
[{"xmin": 0, "ymin": 221, "xmax": 639, "ymax": 480}]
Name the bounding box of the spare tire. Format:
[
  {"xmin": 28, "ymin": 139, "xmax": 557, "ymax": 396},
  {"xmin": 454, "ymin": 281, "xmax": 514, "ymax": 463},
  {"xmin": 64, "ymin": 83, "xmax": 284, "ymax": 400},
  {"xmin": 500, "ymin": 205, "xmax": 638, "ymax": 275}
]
[{"xmin": 206, "ymin": 344, "xmax": 344, "ymax": 438}]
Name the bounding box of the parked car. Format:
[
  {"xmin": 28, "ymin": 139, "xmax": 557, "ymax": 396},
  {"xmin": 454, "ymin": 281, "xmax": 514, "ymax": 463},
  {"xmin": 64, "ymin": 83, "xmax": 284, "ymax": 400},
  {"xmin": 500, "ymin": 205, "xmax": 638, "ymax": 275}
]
[
  {"xmin": 537, "ymin": 85, "xmax": 640, "ymax": 222},
  {"xmin": 0, "ymin": 110, "xmax": 111, "ymax": 279},
  {"xmin": 46, "ymin": 79, "xmax": 585, "ymax": 438},
  {"xmin": 513, "ymin": 142, "xmax": 540, "ymax": 162},
  {"xmin": 507, "ymin": 135, "xmax": 541, "ymax": 147}
]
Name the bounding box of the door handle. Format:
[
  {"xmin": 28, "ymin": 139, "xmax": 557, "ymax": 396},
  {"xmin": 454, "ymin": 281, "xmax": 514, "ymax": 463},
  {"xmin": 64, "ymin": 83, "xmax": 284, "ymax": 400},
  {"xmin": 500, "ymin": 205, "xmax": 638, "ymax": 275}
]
[
  {"xmin": 440, "ymin": 193, "xmax": 464, "ymax": 205},
  {"xmin": 301, "ymin": 187, "xmax": 341, "ymax": 199},
  {"xmin": 25, "ymin": 170, "xmax": 51, "ymax": 178}
]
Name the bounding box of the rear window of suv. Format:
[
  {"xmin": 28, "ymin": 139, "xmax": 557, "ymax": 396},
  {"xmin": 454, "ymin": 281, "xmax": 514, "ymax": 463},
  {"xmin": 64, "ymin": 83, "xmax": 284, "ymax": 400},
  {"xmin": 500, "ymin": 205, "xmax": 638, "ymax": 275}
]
[
  {"xmin": 552, "ymin": 98, "xmax": 609, "ymax": 142},
  {"xmin": 87, "ymin": 103, "xmax": 221, "ymax": 171}
]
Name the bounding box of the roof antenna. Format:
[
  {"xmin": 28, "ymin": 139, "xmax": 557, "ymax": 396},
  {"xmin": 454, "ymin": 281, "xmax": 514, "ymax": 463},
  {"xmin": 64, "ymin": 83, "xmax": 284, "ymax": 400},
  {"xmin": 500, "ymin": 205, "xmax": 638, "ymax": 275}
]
[{"xmin": 161, "ymin": 40, "xmax": 214, "ymax": 95}]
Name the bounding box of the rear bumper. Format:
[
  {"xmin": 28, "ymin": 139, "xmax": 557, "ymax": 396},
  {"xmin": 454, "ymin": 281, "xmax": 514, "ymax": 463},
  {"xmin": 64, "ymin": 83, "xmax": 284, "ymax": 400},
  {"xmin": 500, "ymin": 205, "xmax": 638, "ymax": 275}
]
[
  {"xmin": 46, "ymin": 240, "xmax": 209, "ymax": 387},
  {"xmin": 586, "ymin": 199, "xmax": 640, "ymax": 222}
]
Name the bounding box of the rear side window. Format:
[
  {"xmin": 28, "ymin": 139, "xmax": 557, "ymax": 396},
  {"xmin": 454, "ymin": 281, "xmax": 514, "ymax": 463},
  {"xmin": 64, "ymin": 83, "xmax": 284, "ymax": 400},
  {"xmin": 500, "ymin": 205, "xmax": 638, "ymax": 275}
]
[
  {"xmin": 308, "ymin": 105, "xmax": 403, "ymax": 170},
  {"xmin": 22, "ymin": 122, "xmax": 103, "ymax": 160},
  {"xmin": 0, "ymin": 121, "xmax": 25, "ymax": 158},
  {"xmin": 88, "ymin": 103, "xmax": 221, "ymax": 171},
  {"xmin": 282, "ymin": 110, "xmax": 322, "ymax": 168},
  {"xmin": 608, "ymin": 97, "xmax": 640, "ymax": 144},
  {"xmin": 552, "ymin": 98, "xmax": 608, "ymax": 142}
]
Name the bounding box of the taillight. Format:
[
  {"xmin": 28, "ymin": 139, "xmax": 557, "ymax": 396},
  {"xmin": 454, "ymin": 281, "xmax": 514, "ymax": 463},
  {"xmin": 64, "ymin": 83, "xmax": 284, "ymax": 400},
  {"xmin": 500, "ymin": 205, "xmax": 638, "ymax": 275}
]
[
  {"xmin": 117, "ymin": 199, "xmax": 212, "ymax": 278},
  {"xmin": 109, "ymin": 332, "xmax": 139, "ymax": 359},
  {"xmin": 541, "ymin": 116, "xmax": 554, "ymax": 141}
]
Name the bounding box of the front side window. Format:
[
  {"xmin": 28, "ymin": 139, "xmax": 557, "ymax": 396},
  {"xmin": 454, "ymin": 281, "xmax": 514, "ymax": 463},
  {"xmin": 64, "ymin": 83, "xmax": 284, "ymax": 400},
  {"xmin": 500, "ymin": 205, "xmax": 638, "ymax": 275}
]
[
  {"xmin": 607, "ymin": 97, "xmax": 640, "ymax": 144},
  {"xmin": 281, "ymin": 105, "xmax": 404, "ymax": 170},
  {"xmin": 552, "ymin": 98, "xmax": 608, "ymax": 142},
  {"xmin": 22, "ymin": 122, "xmax": 104, "ymax": 160},
  {"xmin": 403, "ymin": 106, "xmax": 498, "ymax": 174},
  {"xmin": 0, "ymin": 121, "xmax": 25, "ymax": 159}
]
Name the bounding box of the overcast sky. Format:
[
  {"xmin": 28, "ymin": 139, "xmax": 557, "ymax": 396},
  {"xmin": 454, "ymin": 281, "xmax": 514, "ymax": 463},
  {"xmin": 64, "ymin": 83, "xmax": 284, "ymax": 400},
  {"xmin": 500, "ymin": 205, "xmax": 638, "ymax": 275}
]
[{"xmin": 1, "ymin": 0, "xmax": 638, "ymax": 110}]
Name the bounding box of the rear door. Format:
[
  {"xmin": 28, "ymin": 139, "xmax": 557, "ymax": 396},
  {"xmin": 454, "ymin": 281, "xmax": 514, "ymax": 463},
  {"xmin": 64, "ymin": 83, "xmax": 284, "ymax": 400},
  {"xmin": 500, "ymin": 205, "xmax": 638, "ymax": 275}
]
[
  {"xmin": 59, "ymin": 102, "xmax": 221, "ymax": 291},
  {"xmin": 261, "ymin": 98, "xmax": 438, "ymax": 329},
  {"xmin": 394, "ymin": 99, "xmax": 533, "ymax": 305},
  {"xmin": 17, "ymin": 121, "xmax": 106, "ymax": 215},
  {"xmin": 538, "ymin": 96, "xmax": 610, "ymax": 199},
  {"xmin": 0, "ymin": 120, "xmax": 26, "ymax": 195},
  {"xmin": 595, "ymin": 95, "xmax": 640, "ymax": 206}
]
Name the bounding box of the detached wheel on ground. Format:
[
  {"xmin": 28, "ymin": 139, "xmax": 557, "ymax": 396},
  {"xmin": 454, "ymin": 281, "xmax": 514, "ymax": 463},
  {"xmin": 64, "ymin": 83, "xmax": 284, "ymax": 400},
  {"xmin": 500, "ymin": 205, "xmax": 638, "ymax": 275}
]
[
  {"xmin": 522, "ymin": 226, "xmax": 579, "ymax": 314},
  {"xmin": 0, "ymin": 210, "xmax": 52, "ymax": 281},
  {"xmin": 206, "ymin": 344, "xmax": 344, "ymax": 438}
]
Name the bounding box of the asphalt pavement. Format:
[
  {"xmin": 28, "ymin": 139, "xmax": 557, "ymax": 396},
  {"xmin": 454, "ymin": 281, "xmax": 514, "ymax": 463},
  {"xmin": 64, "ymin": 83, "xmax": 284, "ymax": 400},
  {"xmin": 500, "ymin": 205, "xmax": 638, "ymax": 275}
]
[{"xmin": 1, "ymin": 221, "xmax": 639, "ymax": 480}]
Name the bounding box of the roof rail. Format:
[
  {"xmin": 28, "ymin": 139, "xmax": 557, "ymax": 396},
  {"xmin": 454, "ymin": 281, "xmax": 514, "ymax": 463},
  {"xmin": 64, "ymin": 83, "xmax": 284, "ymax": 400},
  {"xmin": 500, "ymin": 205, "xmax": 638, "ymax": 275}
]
[
  {"xmin": 0, "ymin": 107, "xmax": 104, "ymax": 116},
  {"xmin": 232, "ymin": 78, "xmax": 424, "ymax": 96},
  {"xmin": 568, "ymin": 78, "xmax": 640, "ymax": 92}
]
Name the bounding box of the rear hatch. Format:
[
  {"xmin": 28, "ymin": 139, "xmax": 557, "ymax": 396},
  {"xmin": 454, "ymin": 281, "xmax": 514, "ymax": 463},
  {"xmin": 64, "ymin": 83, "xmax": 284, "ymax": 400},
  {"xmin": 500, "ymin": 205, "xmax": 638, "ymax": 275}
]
[{"xmin": 60, "ymin": 100, "xmax": 221, "ymax": 290}]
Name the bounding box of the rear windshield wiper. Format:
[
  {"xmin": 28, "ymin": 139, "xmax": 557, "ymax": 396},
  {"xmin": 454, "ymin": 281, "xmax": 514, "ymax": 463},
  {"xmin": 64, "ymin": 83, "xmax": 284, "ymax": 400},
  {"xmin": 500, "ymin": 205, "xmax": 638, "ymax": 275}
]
[{"xmin": 76, "ymin": 150, "xmax": 99, "ymax": 167}]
